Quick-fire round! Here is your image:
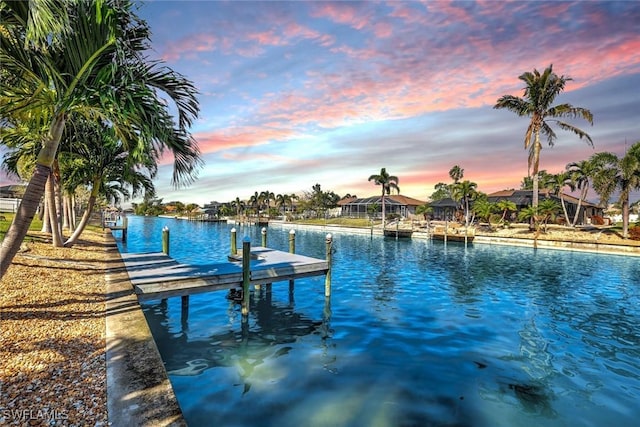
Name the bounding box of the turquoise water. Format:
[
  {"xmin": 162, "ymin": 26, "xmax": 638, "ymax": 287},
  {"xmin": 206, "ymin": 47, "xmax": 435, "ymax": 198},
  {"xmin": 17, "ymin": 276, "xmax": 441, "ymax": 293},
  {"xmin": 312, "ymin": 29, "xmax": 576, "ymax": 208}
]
[{"xmin": 118, "ymin": 216, "xmax": 640, "ymax": 427}]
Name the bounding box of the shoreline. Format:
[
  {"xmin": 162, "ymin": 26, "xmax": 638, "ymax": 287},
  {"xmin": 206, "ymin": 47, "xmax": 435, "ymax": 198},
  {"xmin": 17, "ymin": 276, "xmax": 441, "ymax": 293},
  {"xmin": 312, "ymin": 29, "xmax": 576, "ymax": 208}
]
[{"xmin": 268, "ymin": 220, "xmax": 640, "ymax": 257}]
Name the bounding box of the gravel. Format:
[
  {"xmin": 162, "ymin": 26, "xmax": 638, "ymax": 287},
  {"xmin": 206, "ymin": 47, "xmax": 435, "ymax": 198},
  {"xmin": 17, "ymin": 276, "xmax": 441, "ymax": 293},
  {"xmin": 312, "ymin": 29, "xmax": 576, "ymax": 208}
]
[{"xmin": 1, "ymin": 230, "xmax": 109, "ymax": 426}]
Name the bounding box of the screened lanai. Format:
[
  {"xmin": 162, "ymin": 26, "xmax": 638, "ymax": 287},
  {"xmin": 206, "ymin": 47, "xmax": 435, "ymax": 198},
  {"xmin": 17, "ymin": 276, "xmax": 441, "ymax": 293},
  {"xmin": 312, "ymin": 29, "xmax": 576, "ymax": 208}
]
[{"xmin": 338, "ymin": 195, "xmax": 426, "ymax": 219}]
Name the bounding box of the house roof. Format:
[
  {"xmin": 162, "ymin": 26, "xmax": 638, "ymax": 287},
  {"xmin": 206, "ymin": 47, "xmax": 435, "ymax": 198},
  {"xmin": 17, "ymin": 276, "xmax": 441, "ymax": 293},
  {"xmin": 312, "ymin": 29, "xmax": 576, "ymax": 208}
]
[
  {"xmin": 341, "ymin": 194, "xmax": 426, "ymax": 207},
  {"xmin": 487, "ymin": 189, "xmax": 601, "ymax": 208},
  {"xmin": 429, "ymin": 197, "xmax": 458, "ymax": 208}
]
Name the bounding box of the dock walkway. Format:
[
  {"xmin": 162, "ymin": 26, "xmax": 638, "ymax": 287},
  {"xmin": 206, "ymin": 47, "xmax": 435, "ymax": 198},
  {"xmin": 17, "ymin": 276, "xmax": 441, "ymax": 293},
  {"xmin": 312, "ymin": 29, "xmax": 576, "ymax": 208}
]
[{"xmin": 121, "ymin": 247, "xmax": 329, "ymax": 301}]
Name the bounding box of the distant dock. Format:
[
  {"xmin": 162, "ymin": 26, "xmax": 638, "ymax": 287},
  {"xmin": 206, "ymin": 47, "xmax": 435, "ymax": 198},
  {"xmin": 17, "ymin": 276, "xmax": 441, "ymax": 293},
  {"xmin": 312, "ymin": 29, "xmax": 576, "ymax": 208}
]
[{"xmin": 120, "ymin": 246, "xmax": 329, "ymax": 302}]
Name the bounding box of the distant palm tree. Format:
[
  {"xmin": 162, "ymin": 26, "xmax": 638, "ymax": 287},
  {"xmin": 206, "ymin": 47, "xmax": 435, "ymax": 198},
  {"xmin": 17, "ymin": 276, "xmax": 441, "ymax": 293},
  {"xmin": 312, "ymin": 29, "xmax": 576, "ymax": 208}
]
[
  {"xmin": 275, "ymin": 193, "xmax": 292, "ymax": 217},
  {"xmin": 542, "ymin": 172, "xmax": 575, "ymax": 226},
  {"xmin": 249, "ymin": 192, "xmax": 261, "ymax": 217},
  {"xmin": 451, "ymin": 180, "xmax": 477, "ymax": 226},
  {"xmin": 449, "ymin": 165, "xmax": 464, "ymax": 183},
  {"xmin": 496, "ymin": 199, "xmax": 517, "ymax": 224},
  {"xmin": 368, "ymin": 167, "xmax": 400, "ymax": 228},
  {"xmin": 260, "ymin": 190, "xmax": 275, "ymax": 216},
  {"xmin": 231, "ymin": 197, "xmax": 244, "ymax": 218},
  {"xmin": 566, "ymin": 159, "xmax": 597, "ymax": 226},
  {"xmin": 494, "ymin": 64, "xmax": 593, "ymax": 209},
  {"xmin": 590, "ymin": 142, "xmax": 640, "ymax": 238}
]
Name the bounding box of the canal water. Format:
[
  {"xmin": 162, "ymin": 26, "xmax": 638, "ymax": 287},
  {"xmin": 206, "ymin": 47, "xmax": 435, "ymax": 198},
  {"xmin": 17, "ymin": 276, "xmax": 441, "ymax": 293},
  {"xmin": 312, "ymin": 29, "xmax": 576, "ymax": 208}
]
[{"xmin": 117, "ymin": 216, "xmax": 640, "ymax": 427}]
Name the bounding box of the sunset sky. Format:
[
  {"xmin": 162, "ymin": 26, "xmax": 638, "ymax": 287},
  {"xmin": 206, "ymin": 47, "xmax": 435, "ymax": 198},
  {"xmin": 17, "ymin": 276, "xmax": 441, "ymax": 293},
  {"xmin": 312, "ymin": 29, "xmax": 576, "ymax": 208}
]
[{"xmin": 3, "ymin": 1, "xmax": 640, "ymax": 206}]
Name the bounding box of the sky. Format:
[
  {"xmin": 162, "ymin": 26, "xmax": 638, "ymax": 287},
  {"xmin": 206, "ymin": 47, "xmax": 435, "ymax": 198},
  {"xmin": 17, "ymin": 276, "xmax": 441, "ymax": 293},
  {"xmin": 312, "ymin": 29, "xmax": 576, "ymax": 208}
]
[{"xmin": 2, "ymin": 0, "xmax": 640, "ymax": 206}]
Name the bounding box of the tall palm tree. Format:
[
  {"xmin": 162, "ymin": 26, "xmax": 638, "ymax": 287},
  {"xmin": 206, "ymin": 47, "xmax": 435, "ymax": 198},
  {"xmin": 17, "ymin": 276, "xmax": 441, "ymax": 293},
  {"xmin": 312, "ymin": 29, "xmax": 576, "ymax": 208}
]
[
  {"xmin": 0, "ymin": 0, "xmax": 200, "ymax": 278},
  {"xmin": 590, "ymin": 142, "xmax": 640, "ymax": 238},
  {"xmin": 566, "ymin": 159, "xmax": 598, "ymax": 226},
  {"xmin": 368, "ymin": 167, "xmax": 400, "ymax": 228},
  {"xmin": 494, "ymin": 64, "xmax": 594, "ymax": 208}
]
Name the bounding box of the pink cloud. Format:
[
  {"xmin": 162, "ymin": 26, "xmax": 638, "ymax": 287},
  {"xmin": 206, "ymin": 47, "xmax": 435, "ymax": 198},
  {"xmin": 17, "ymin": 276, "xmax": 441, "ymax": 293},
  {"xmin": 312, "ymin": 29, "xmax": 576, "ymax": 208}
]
[
  {"xmin": 193, "ymin": 126, "xmax": 298, "ymax": 156},
  {"xmin": 310, "ymin": 2, "xmax": 371, "ymax": 30}
]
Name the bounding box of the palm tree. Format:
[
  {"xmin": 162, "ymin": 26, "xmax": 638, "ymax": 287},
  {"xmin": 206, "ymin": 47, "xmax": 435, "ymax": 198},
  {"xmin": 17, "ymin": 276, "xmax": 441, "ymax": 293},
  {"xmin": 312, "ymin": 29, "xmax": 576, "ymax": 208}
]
[
  {"xmin": 231, "ymin": 197, "xmax": 244, "ymax": 218},
  {"xmin": 275, "ymin": 193, "xmax": 292, "ymax": 218},
  {"xmin": 451, "ymin": 180, "xmax": 477, "ymax": 226},
  {"xmin": 566, "ymin": 159, "xmax": 598, "ymax": 226},
  {"xmin": 496, "ymin": 199, "xmax": 517, "ymax": 224},
  {"xmin": 368, "ymin": 167, "xmax": 400, "ymax": 228},
  {"xmin": 542, "ymin": 172, "xmax": 575, "ymax": 226},
  {"xmin": 590, "ymin": 142, "xmax": 640, "ymax": 238},
  {"xmin": 472, "ymin": 198, "xmax": 496, "ymax": 228},
  {"xmin": 249, "ymin": 192, "xmax": 261, "ymax": 217},
  {"xmin": 415, "ymin": 203, "xmax": 433, "ymax": 220},
  {"xmin": 494, "ymin": 64, "xmax": 593, "ymax": 209},
  {"xmin": 61, "ymin": 120, "xmax": 156, "ymax": 247},
  {"xmin": 260, "ymin": 190, "xmax": 275, "ymax": 217},
  {"xmin": 449, "ymin": 165, "xmax": 464, "ymax": 183},
  {"xmin": 0, "ymin": 1, "xmax": 200, "ymax": 278}
]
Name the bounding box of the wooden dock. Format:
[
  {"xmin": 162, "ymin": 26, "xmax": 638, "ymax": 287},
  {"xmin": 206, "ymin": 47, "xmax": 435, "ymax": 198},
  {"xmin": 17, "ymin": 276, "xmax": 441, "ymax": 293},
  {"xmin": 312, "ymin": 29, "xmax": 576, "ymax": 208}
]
[{"xmin": 120, "ymin": 247, "xmax": 329, "ymax": 301}]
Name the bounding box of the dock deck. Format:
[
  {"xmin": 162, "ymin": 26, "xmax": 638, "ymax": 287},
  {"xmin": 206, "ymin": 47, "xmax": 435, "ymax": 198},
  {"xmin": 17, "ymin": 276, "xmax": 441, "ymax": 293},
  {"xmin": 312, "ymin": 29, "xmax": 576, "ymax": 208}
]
[{"xmin": 121, "ymin": 247, "xmax": 329, "ymax": 301}]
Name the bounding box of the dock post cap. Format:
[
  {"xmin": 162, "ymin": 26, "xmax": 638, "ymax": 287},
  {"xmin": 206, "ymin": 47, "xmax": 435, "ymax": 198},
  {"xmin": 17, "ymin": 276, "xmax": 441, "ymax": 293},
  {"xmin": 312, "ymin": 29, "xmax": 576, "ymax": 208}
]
[
  {"xmin": 243, "ymin": 236, "xmax": 251, "ymax": 243},
  {"xmin": 289, "ymin": 229, "xmax": 295, "ymax": 235},
  {"xmin": 326, "ymin": 233, "xmax": 332, "ymax": 241},
  {"xmin": 231, "ymin": 227, "xmax": 236, "ymax": 232},
  {"xmin": 162, "ymin": 226, "xmax": 169, "ymax": 231},
  {"xmin": 261, "ymin": 227, "xmax": 267, "ymax": 234}
]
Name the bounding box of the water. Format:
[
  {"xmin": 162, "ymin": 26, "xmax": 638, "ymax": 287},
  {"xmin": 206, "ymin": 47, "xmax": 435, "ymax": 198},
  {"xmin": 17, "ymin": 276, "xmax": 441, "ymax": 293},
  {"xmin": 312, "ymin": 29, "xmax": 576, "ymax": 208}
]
[{"xmin": 118, "ymin": 216, "xmax": 640, "ymax": 427}]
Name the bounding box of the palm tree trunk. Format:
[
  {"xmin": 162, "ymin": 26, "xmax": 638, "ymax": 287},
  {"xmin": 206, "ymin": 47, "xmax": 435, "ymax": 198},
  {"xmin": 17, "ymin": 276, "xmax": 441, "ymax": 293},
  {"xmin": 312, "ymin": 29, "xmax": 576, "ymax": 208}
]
[
  {"xmin": 0, "ymin": 114, "xmax": 65, "ymax": 279},
  {"xmin": 64, "ymin": 195, "xmax": 96, "ymax": 247},
  {"xmin": 560, "ymin": 195, "xmax": 571, "ymax": 226},
  {"xmin": 381, "ymin": 191, "xmax": 386, "ymax": 229},
  {"xmin": 64, "ymin": 178, "xmax": 101, "ymax": 247},
  {"xmin": 46, "ymin": 172, "xmax": 64, "ymax": 248},
  {"xmin": 621, "ymin": 189, "xmax": 630, "ymax": 239},
  {"xmin": 41, "ymin": 195, "xmax": 51, "ymax": 234},
  {"xmin": 572, "ymin": 186, "xmax": 588, "ymax": 226}
]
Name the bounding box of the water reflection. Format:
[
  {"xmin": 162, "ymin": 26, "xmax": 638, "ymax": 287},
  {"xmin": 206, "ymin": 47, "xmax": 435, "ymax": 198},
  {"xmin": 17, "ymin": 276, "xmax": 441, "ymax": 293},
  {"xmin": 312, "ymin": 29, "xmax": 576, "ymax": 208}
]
[{"xmin": 143, "ymin": 290, "xmax": 330, "ymax": 389}]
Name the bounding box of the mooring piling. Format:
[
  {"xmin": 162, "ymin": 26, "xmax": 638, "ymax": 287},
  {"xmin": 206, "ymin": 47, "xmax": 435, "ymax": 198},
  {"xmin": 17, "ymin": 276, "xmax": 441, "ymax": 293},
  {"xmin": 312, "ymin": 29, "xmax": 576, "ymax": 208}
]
[
  {"xmin": 261, "ymin": 227, "xmax": 267, "ymax": 247},
  {"xmin": 162, "ymin": 226, "xmax": 170, "ymax": 255},
  {"xmin": 230, "ymin": 227, "xmax": 237, "ymax": 255},
  {"xmin": 241, "ymin": 236, "xmax": 251, "ymax": 318},
  {"xmin": 325, "ymin": 233, "xmax": 333, "ymax": 297},
  {"xmin": 289, "ymin": 229, "xmax": 296, "ymax": 293}
]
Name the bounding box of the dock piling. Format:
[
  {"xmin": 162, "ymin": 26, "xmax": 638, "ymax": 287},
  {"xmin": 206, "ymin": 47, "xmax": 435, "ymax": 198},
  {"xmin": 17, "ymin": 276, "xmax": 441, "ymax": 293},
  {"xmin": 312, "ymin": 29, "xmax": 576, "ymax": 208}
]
[
  {"xmin": 162, "ymin": 226, "xmax": 170, "ymax": 255},
  {"xmin": 261, "ymin": 227, "xmax": 267, "ymax": 247},
  {"xmin": 230, "ymin": 228, "xmax": 237, "ymax": 255},
  {"xmin": 289, "ymin": 230, "xmax": 296, "ymax": 293},
  {"xmin": 325, "ymin": 233, "xmax": 333, "ymax": 297},
  {"xmin": 241, "ymin": 237, "xmax": 251, "ymax": 318},
  {"xmin": 122, "ymin": 215, "xmax": 128, "ymax": 242}
]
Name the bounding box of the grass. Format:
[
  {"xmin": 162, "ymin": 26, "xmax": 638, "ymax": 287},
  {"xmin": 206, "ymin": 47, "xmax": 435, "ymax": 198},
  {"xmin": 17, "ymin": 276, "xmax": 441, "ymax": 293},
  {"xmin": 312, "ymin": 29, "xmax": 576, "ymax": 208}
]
[
  {"xmin": 0, "ymin": 212, "xmax": 102, "ymax": 243},
  {"xmin": 0, "ymin": 212, "xmax": 45, "ymax": 242}
]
